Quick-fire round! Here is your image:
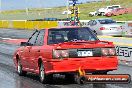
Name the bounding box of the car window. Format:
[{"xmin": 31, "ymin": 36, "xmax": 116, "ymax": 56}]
[
  {"xmin": 35, "ymin": 30, "xmax": 45, "ymax": 46},
  {"xmin": 48, "ymin": 27, "xmax": 98, "ymax": 44},
  {"xmin": 28, "ymin": 31, "xmax": 39, "ymax": 45},
  {"xmin": 112, "ymin": 6, "xmax": 119, "ymax": 9},
  {"xmin": 108, "ymin": 7, "xmax": 113, "ymax": 9}
]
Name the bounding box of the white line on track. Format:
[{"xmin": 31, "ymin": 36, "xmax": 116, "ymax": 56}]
[{"xmin": 0, "ymin": 37, "xmax": 12, "ymax": 40}]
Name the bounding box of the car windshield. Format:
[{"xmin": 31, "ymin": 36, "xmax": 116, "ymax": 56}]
[
  {"xmin": 48, "ymin": 27, "xmax": 98, "ymax": 44},
  {"xmin": 108, "ymin": 7, "xmax": 113, "ymax": 9},
  {"xmin": 98, "ymin": 19, "xmax": 116, "ymax": 24}
]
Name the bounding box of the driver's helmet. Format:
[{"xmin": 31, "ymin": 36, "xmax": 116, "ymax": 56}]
[{"xmin": 67, "ymin": 30, "xmax": 78, "ymax": 41}]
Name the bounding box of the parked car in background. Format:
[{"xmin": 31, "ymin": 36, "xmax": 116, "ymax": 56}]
[
  {"xmin": 97, "ymin": 5, "xmax": 121, "ymax": 16},
  {"xmin": 126, "ymin": 8, "xmax": 132, "ymax": 13},
  {"xmin": 88, "ymin": 18, "xmax": 123, "ymax": 36},
  {"xmin": 122, "ymin": 22, "xmax": 132, "ymax": 37},
  {"xmin": 97, "ymin": 6, "xmax": 113, "ymax": 16},
  {"xmin": 105, "ymin": 8, "xmax": 128, "ymax": 17},
  {"xmin": 111, "ymin": 5, "xmax": 121, "ymax": 9}
]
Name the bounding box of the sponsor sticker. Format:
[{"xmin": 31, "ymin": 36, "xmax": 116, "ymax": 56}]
[{"xmin": 85, "ymin": 74, "xmax": 131, "ymax": 83}]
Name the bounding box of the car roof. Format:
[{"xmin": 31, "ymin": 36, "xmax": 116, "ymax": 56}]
[
  {"xmin": 47, "ymin": 26, "xmax": 80, "ymax": 30},
  {"xmin": 37, "ymin": 26, "xmax": 82, "ymax": 31}
]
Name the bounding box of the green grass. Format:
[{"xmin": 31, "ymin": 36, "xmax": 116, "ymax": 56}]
[{"xmin": 0, "ymin": 0, "xmax": 132, "ymax": 20}]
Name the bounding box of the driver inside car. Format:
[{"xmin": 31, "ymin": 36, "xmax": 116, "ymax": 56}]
[
  {"xmin": 67, "ymin": 30, "xmax": 79, "ymax": 41},
  {"xmin": 67, "ymin": 30, "xmax": 87, "ymax": 41}
]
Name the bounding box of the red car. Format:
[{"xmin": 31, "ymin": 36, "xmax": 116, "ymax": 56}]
[
  {"xmin": 126, "ymin": 8, "xmax": 132, "ymax": 14},
  {"xmin": 105, "ymin": 8, "xmax": 128, "ymax": 17},
  {"xmin": 13, "ymin": 27, "xmax": 118, "ymax": 83}
]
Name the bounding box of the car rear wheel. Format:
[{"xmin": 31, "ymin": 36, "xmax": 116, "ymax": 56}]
[
  {"xmin": 39, "ymin": 63, "xmax": 53, "ymax": 83},
  {"xmin": 75, "ymin": 75, "xmax": 87, "ymax": 84},
  {"xmin": 39, "ymin": 63, "xmax": 45, "ymax": 83},
  {"xmin": 17, "ymin": 59, "xmax": 26, "ymax": 76},
  {"xmin": 65, "ymin": 74, "xmax": 75, "ymax": 83}
]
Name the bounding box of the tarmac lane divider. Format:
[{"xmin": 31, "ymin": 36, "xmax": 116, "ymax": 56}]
[
  {"xmin": 76, "ymin": 67, "xmax": 131, "ymax": 84},
  {"xmin": 1, "ymin": 38, "xmax": 28, "ymax": 45}
]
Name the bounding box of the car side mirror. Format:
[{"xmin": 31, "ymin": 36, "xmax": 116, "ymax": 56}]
[
  {"xmin": 20, "ymin": 42, "xmax": 33, "ymax": 46},
  {"xmin": 20, "ymin": 42, "xmax": 27, "ymax": 46}
]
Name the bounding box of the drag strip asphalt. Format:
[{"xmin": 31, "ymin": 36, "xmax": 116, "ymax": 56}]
[{"xmin": 0, "ymin": 42, "xmax": 131, "ymax": 88}]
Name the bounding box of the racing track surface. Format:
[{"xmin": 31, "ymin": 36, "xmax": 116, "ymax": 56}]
[{"xmin": 0, "ymin": 28, "xmax": 132, "ymax": 88}]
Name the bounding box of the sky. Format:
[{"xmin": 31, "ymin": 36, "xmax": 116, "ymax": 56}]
[{"xmin": 1, "ymin": 0, "xmax": 101, "ymax": 10}]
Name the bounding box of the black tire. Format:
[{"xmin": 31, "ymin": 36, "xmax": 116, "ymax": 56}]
[
  {"xmin": 75, "ymin": 76, "xmax": 87, "ymax": 84},
  {"xmin": 65, "ymin": 74, "xmax": 75, "ymax": 83},
  {"xmin": 17, "ymin": 59, "xmax": 27, "ymax": 76},
  {"xmin": 39, "ymin": 63, "xmax": 53, "ymax": 84}
]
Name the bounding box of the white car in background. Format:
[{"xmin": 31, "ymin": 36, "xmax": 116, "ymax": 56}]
[
  {"xmin": 122, "ymin": 22, "xmax": 132, "ymax": 37},
  {"xmin": 88, "ymin": 18, "xmax": 123, "ymax": 36},
  {"xmin": 97, "ymin": 5, "xmax": 121, "ymax": 16},
  {"xmin": 97, "ymin": 6, "xmax": 113, "ymax": 16}
]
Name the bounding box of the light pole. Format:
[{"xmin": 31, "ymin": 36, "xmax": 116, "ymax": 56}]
[
  {"xmin": 66, "ymin": 0, "xmax": 69, "ymax": 18},
  {"xmin": 0, "ymin": 0, "xmax": 1, "ymax": 13},
  {"xmin": 25, "ymin": 0, "xmax": 29, "ymax": 15},
  {"xmin": 38, "ymin": 0, "xmax": 42, "ymax": 16}
]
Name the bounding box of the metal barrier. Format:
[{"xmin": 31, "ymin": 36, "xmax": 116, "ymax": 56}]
[
  {"xmin": 12, "ymin": 20, "xmax": 26, "ymax": 29},
  {"xmin": 0, "ymin": 20, "xmax": 58, "ymax": 29},
  {"xmin": 0, "ymin": 20, "xmax": 131, "ymax": 30}
]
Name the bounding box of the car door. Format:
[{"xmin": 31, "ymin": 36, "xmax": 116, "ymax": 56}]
[
  {"xmin": 21, "ymin": 31, "xmax": 39, "ymax": 69},
  {"xmin": 28, "ymin": 30, "xmax": 45, "ymax": 70}
]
